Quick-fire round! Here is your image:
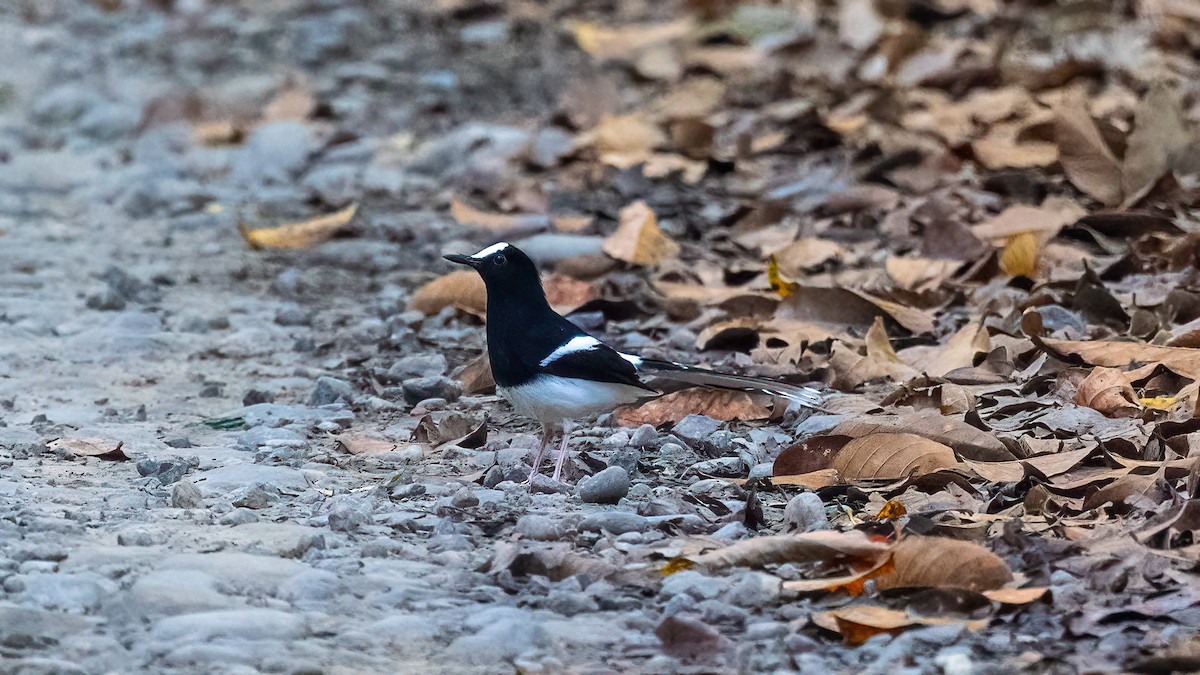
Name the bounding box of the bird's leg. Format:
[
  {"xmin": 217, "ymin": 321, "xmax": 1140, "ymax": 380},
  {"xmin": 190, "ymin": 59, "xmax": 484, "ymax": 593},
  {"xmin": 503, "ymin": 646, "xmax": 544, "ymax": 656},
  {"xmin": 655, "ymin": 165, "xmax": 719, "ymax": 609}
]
[
  {"xmin": 551, "ymin": 419, "xmax": 575, "ymax": 482},
  {"xmin": 526, "ymin": 424, "xmax": 554, "ymax": 484}
]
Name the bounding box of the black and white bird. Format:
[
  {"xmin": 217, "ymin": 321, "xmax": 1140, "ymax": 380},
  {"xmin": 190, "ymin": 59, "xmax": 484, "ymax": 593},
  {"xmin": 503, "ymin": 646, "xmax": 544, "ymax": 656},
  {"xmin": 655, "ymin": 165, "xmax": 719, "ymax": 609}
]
[{"xmin": 444, "ymin": 242, "xmax": 823, "ymax": 482}]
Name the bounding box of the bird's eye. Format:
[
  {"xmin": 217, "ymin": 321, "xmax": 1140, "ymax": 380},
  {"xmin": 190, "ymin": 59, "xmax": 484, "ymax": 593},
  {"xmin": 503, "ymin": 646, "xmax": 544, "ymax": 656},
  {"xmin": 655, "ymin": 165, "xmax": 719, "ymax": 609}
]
[{"xmin": 493, "ymin": 254, "xmax": 507, "ymax": 266}]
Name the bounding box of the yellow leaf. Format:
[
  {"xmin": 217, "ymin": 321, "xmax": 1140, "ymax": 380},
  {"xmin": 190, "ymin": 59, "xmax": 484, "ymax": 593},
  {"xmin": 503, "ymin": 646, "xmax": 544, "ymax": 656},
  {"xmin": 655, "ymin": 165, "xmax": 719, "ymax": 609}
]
[
  {"xmin": 239, "ymin": 203, "xmax": 358, "ymax": 250},
  {"xmin": 602, "ymin": 201, "xmax": 679, "ymax": 266},
  {"xmin": 876, "ymin": 499, "xmax": 907, "ymax": 521},
  {"xmin": 767, "ymin": 255, "xmax": 799, "ymax": 298},
  {"xmin": 660, "ymin": 558, "xmax": 695, "ymax": 576},
  {"xmin": 1141, "ymin": 396, "xmax": 1179, "ymax": 411},
  {"xmin": 999, "ymin": 231, "xmax": 1038, "ymax": 277}
]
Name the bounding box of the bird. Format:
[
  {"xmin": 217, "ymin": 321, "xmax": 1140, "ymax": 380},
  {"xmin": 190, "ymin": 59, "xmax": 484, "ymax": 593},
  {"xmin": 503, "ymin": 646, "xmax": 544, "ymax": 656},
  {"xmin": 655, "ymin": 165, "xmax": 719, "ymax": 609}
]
[{"xmin": 444, "ymin": 242, "xmax": 824, "ymax": 483}]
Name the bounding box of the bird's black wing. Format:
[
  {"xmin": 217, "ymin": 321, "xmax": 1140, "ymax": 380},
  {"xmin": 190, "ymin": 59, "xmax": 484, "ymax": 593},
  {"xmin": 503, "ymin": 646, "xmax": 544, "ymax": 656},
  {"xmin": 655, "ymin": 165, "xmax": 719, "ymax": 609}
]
[{"xmin": 540, "ymin": 343, "xmax": 657, "ymax": 393}]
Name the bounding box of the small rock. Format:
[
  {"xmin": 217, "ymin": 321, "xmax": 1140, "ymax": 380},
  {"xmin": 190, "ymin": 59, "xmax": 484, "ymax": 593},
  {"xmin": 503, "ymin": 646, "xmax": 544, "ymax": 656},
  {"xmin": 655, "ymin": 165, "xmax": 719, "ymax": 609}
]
[
  {"xmin": 328, "ymin": 495, "xmax": 374, "ymax": 532},
  {"xmin": 656, "ymin": 614, "xmax": 728, "ymax": 657},
  {"xmin": 482, "ymin": 465, "xmax": 505, "ymax": 488},
  {"xmin": 275, "ymin": 305, "xmax": 312, "ymax": 326},
  {"xmin": 117, "ymin": 529, "xmax": 157, "ymax": 547},
  {"xmin": 515, "ymin": 515, "xmax": 562, "ymax": 541},
  {"xmin": 219, "ymin": 508, "xmax": 259, "ymax": 526},
  {"xmin": 230, "ymin": 482, "xmax": 279, "ymax": 510},
  {"xmin": 726, "ymin": 571, "xmax": 782, "ymax": 607},
  {"xmin": 171, "ymin": 481, "xmax": 205, "ymax": 509},
  {"xmin": 242, "ymin": 389, "xmax": 275, "ymax": 406},
  {"xmin": 629, "ymin": 424, "xmax": 659, "ymax": 448},
  {"xmin": 136, "ymin": 457, "xmax": 195, "ymax": 485},
  {"xmin": 388, "ymin": 354, "xmax": 448, "ymax": 381},
  {"xmin": 528, "ymin": 474, "xmax": 572, "ymax": 494},
  {"xmin": 311, "ymin": 376, "xmax": 356, "ymax": 405},
  {"xmin": 578, "ymin": 511, "xmax": 648, "ymax": 535},
  {"xmin": 783, "ymin": 492, "xmax": 829, "ymax": 532},
  {"xmin": 577, "ymin": 466, "xmax": 630, "ymax": 504},
  {"xmin": 672, "ymin": 415, "xmax": 721, "ymax": 447},
  {"xmin": 401, "ymin": 376, "xmax": 462, "ymax": 404}
]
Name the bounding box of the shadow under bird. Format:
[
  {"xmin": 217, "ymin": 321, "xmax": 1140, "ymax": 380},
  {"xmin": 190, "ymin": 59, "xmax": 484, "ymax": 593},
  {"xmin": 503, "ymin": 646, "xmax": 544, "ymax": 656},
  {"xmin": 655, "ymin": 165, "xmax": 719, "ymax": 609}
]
[{"xmin": 444, "ymin": 242, "xmax": 824, "ymax": 482}]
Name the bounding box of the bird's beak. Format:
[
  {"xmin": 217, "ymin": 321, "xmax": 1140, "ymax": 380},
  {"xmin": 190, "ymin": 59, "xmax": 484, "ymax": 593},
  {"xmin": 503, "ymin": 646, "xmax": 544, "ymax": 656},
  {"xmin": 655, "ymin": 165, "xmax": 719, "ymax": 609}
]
[{"xmin": 443, "ymin": 253, "xmax": 478, "ymax": 267}]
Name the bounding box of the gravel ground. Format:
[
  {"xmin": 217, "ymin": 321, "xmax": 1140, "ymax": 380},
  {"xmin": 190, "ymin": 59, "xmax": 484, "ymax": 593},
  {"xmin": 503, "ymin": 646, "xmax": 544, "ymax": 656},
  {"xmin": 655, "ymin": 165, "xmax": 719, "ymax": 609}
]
[{"xmin": 0, "ymin": 3, "xmax": 1098, "ymax": 674}]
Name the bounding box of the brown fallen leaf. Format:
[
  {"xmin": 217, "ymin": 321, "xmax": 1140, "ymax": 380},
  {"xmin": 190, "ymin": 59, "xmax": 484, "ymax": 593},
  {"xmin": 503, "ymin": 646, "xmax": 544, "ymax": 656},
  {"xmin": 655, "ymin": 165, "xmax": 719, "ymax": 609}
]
[
  {"xmin": 900, "ymin": 322, "xmax": 991, "ymax": 377},
  {"xmin": 457, "ymin": 353, "xmax": 496, "ymax": 395},
  {"xmin": 591, "ymin": 115, "xmax": 667, "ymax": 167},
  {"xmin": 982, "ymin": 586, "xmax": 1049, "ymax": 605},
  {"xmin": 570, "ymin": 19, "xmax": 693, "ymax": 62},
  {"xmin": 1035, "ymin": 337, "xmax": 1200, "ymax": 380},
  {"xmin": 655, "ymin": 615, "xmax": 729, "ymax": 657},
  {"xmin": 48, "ymin": 437, "xmax": 128, "ymax": 461},
  {"xmin": 773, "ymin": 435, "xmax": 853, "ymax": 477},
  {"xmin": 615, "ymin": 388, "xmax": 768, "ymax": 426},
  {"xmin": 239, "ymin": 203, "xmax": 358, "ymax": 250},
  {"xmin": 688, "ymin": 530, "xmax": 891, "ymax": 571},
  {"xmin": 873, "ymin": 535, "xmax": 1013, "ymax": 591},
  {"xmin": 602, "ymin": 201, "xmax": 680, "ymax": 266},
  {"xmin": 831, "ymin": 433, "xmax": 959, "ymax": 480},
  {"xmin": 1054, "ymin": 94, "xmax": 1123, "ymax": 206},
  {"xmin": 885, "ymin": 256, "xmax": 960, "ymax": 294},
  {"xmin": 812, "ymin": 605, "xmax": 988, "ymax": 646},
  {"xmin": 408, "ymin": 270, "xmax": 487, "ymax": 317},
  {"xmin": 830, "ymin": 409, "xmax": 1014, "ymax": 461},
  {"xmin": 1121, "ymin": 81, "xmax": 1189, "ymax": 208},
  {"xmin": 334, "ymin": 433, "xmax": 398, "ymax": 455},
  {"xmin": 971, "ymin": 199, "xmax": 1085, "ymax": 242},
  {"xmin": 963, "ymin": 445, "xmax": 1094, "ymax": 483},
  {"xmin": 449, "ymin": 200, "xmax": 549, "ymax": 238},
  {"xmin": 543, "ymin": 274, "xmax": 598, "ymax": 312},
  {"xmin": 776, "ymin": 286, "xmax": 935, "ymax": 335},
  {"xmin": 999, "ymin": 231, "xmax": 1038, "ymax": 277},
  {"xmin": 1074, "ymin": 367, "xmax": 1142, "ymax": 418}
]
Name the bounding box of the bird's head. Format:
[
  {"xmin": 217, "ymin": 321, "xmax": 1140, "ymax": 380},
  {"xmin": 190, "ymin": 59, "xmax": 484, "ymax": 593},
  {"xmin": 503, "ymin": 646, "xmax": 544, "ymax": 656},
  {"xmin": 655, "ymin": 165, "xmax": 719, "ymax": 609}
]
[{"xmin": 444, "ymin": 242, "xmax": 541, "ymax": 291}]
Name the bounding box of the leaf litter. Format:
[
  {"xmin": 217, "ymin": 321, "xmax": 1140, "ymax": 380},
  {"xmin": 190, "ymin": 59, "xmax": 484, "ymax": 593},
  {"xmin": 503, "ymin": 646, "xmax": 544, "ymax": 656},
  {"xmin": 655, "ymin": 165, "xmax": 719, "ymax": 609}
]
[{"xmin": 216, "ymin": 0, "xmax": 1200, "ymax": 669}]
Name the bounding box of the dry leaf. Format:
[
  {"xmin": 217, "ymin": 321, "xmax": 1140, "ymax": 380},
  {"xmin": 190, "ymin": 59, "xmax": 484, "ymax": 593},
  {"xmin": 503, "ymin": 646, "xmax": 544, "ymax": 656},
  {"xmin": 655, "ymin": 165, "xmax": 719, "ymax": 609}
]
[
  {"xmin": 812, "ymin": 605, "xmax": 988, "ymax": 646},
  {"xmin": 570, "ymin": 19, "xmax": 693, "ymax": 61},
  {"xmin": 999, "ymin": 231, "xmax": 1039, "ymax": 277},
  {"xmin": 971, "ymin": 201, "xmax": 1085, "ymax": 242},
  {"xmin": 1121, "ymin": 81, "xmax": 1188, "ymax": 208},
  {"xmin": 48, "ymin": 437, "xmax": 128, "ymax": 461},
  {"xmin": 1036, "ymin": 337, "xmax": 1200, "ymax": 380},
  {"xmin": 615, "ymin": 388, "xmax": 768, "ymax": 426},
  {"xmin": 901, "ymin": 323, "xmax": 991, "ymax": 377},
  {"xmin": 408, "ymin": 270, "xmax": 487, "ymax": 317},
  {"xmin": 766, "ymin": 255, "xmax": 799, "ymax": 298},
  {"xmin": 832, "ymin": 433, "xmax": 959, "ymax": 480},
  {"xmin": 885, "ymin": 256, "xmax": 960, "ymax": 294},
  {"xmin": 239, "ymin": 203, "xmax": 358, "ymax": 250},
  {"xmin": 1074, "ymin": 367, "xmax": 1142, "ymax": 418},
  {"xmin": 830, "ymin": 410, "xmax": 1014, "ymax": 461},
  {"xmin": 776, "ymin": 287, "xmax": 934, "ymax": 335},
  {"xmin": 1054, "ymin": 94, "xmax": 1123, "ymax": 206},
  {"xmin": 543, "ymin": 274, "xmax": 598, "ymax": 311},
  {"xmin": 457, "ymin": 354, "xmax": 496, "ymax": 395},
  {"xmin": 591, "ymin": 114, "xmax": 667, "ymax": 164},
  {"xmin": 983, "ymin": 587, "xmax": 1049, "ymax": 605},
  {"xmin": 602, "ymin": 201, "xmax": 680, "ymax": 266},
  {"xmin": 873, "ymin": 535, "xmax": 1013, "ymax": 591},
  {"xmin": 450, "ymin": 200, "xmax": 549, "ymax": 238},
  {"xmin": 689, "ymin": 530, "xmax": 891, "ymax": 571},
  {"xmin": 774, "ymin": 435, "xmax": 853, "ymax": 478},
  {"xmin": 334, "ymin": 433, "xmax": 398, "ymax": 455}
]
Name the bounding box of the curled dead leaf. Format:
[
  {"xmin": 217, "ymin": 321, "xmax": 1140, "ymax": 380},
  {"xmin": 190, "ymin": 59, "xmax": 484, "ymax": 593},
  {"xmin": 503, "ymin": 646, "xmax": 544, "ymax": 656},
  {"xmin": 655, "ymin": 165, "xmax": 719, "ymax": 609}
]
[
  {"xmin": 812, "ymin": 605, "xmax": 988, "ymax": 646},
  {"xmin": 602, "ymin": 201, "xmax": 680, "ymax": 266},
  {"xmin": 873, "ymin": 535, "xmax": 1013, "ymax": 592},
  {"xmin": 48, "ymin": 437, "xmax": 128, "ymax": 461},
  {"xmin": 689, "ymin": 530, "xmax": 891, "ymax": 571},
  {"xmin": 615, "ymin": 388, "xmax": 769, "ymax": 426},
  {"xmin": 832, "ymin": 433, "xmax": 959, "ymax": 480},
  {"xmin": 408, "ymin": 270, "xmax": 487, "ymax": 317},
  {"xmin": 1074, "ymin": 367, "xmax": 1142, "ymax": 418},
  {"xmin": 239, "ymin": 203, "xmax": 358, "ymax": 250}
]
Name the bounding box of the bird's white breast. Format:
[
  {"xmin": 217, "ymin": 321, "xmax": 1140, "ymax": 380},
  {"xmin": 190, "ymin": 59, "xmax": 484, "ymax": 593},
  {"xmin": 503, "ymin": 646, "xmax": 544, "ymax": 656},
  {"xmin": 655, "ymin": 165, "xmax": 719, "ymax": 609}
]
[{"xmin": 499, "ymin": 375, "xmax": 649, "ymax": 424}]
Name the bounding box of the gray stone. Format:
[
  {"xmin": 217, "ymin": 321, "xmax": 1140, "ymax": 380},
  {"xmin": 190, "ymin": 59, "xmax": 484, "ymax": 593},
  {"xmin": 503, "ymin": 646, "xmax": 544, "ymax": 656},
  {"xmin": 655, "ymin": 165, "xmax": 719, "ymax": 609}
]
[
  {"xmin": 230, "ymin": 482, "xmax": 279, "ymax": 509},
  {"xmin": 274, "ymin": 304, "xmax": 312, "ymax": 326},
  {"xmin": 726, "ymin": 571, "xmax": 782, "ymax": 607},
  {"xmin": 117, "ymin": 529, "xmax": 157, "ymax": 547},
  {"xmin": 169, "ymin": 480, "xmax": 204, "ymax": 509},
  {"xmin": 136, "ymin": 457, "xmax": 195, "ymax": 485},
  {"xmin": 515, "ymin": 515, "xmax": 562, "ymax": 541},
  {"xmin": 783, "ymin": 492, "xmax": 829, "ymax": 532},
  {"xmin": 388, "ymin": 354, "xmax": 448, "ymax": 381},
  {"xmin": 219, "ymin": 508, "xmax": 259, "ymax": 526},
  {"xmin": 445, "ymin": 607, "xmax": 548, "ymax": 665},
  {"xmin": 629, "ymin": 424, "xmax": 659, "ymax": 448},
  {"xmin": 327, "ymin": 495, "xmax": 374, "ymax": 532},
  {"xmin": 661, "ymin": 571, "xmax": 727, "ymax": 600},
  {"xmin": 235, "ymin": 425, "xmax": 305, "ymax": 451},
  {"xmin": 577, "ymin": 466, "xmax": 630, "ymax": 504},
  {"xmin": 276, "ymin": 568, "xmax": 342, "ymax": 603},
  {"xmin": 672, "ymin": 415, "xmax": 721, "ymax": 446},
  {"xmin": 153, "ymin": 608, "xmax": 306, "ymax": 642},
  {"xmin": 232, "ymin": 121, "xmax": 315, "ymax": 184},
  {"xmin": 401, "ymin": 376, "xmax": 462, "ymax": 404},
  {"xmin": 578, "ymin": 511, "xmax": 649, "ymax": 535},
  {"xmin": 21, "ymin": 572, "xmax": 118, "ymax": 613},
  {"xmin": 311, "ymin": 376, "xmax": 356, "ymax": 405}
]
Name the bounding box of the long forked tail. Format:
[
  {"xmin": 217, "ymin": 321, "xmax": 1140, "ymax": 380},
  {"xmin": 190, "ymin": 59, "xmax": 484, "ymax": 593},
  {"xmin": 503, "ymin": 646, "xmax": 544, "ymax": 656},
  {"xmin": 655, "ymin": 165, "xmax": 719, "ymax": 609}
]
[{"xmin": 635, "ymin": 358, "xmax": 825, "ymax": 410}]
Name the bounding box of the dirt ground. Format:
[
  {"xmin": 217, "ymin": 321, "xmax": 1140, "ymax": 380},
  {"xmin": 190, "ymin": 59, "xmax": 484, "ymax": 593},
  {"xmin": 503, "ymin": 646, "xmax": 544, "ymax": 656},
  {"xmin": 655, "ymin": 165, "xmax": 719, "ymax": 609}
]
[{"xmin": 2, "ymin": 1, "xmax": 1200, "ymax": 673}]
